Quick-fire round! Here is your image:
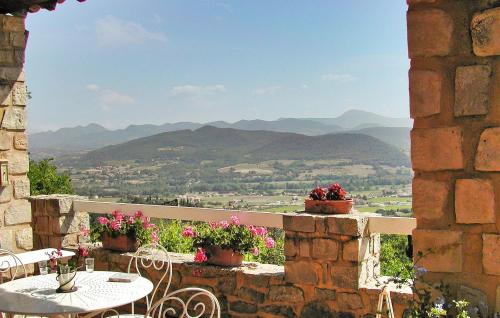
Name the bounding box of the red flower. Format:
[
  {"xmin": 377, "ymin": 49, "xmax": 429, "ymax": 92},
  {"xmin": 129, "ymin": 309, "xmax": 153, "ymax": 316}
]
[
  {"xmin": 182, "ymin": 226, "xmax": 196, "ymax": 238},
  {"xmin": 194, "ymin": 248, "xmax": 207, "ymax": 263},
  {"xmin": 309, "ymin": 187, "xmax": 326, "ymax": 200},
  {"xmin": 78, "ymin": 246, "xmax": 89, "ymax": 258},
  {"xmin": 326, "ymin": 183, "xmax": 347, "ymax": 200}
]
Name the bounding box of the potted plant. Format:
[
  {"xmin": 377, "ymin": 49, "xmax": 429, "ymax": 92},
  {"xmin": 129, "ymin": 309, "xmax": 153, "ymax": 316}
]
[
  {"xmin": 91, "ymin": 210, "xmax": 159, "ymax": 252},
  {"xmin": 47, "ymin": 245, "xmax": 88, "ymax": 293},
  {"xmin": 304, "ymin": 183, "xmax": 353, "ymax": 214},
  {"xmin": 182, "ymin": 215, "xmax": 276, "ymax": 267}
]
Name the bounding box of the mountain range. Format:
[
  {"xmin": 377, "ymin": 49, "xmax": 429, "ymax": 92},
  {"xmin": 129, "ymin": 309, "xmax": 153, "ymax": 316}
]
[
  {"xmin": 70, "ymin": 125, "xmax": 409, "ymax": 168},
  {"xmin": 29, "ymin": 110, "xmax": 412, "ymax": 159}
]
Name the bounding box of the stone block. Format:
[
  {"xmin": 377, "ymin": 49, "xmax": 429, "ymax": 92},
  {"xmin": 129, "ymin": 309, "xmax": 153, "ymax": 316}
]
[
  {"xmin": 331, "ymin": 265, "xmax": 359, "ymax": 290},
  {"xmin": 12, "ymin": 177, "xmax": 29, "ymax": 199},
  {"xmin": 0, "ymin": 50, "xmax": 14, "ymax": 65},
  {"xmin": 300, "ymin": 301, "xmax": 335, "ymax": 318},
  {"xmin": 343, "ymin": 238, "xmax": 362, "ymax": 262},
  {"xmin": 4, "ymin": 199, "xmax": 31, "ymax": 225},
  {"xmin": 337, "ymin": 292, "xmax": 364, "ymax": 310},
  {"xmin": 327, "ymin": 214, "xmax": 367, "ymax": 237},
  {"xmin": 46, "ymin": 195, "xmax": 77, "ymax": 215},
  {"xmin": 299, "ymin": 239, "xmax": 311, "ymax": 258},
  {"xmin": 0, "ymin": 67, "xmax": 24, "ymax": 82},
  {"xmin": 454, "ymin": 65, "xmax": 491, "ymax": 116},
  {"xmin": 0, "ymin": 85, "xmax": 11, "ymax": 105},
  {"xmin": 12, "ymin": 82, "xmax": 26, "ymax": 106},
  {"xmin": 476, "ymin": 128, "xmax": 500, "ymax": 171},
  {"xmin": 236, "ymin": 287, "xmax": 265, "ymax": 303},
  {"xmin": 34, "ymin": 216, "xmax": 50, "ymax": 234},
  {"xmin": 284, "ymin": 238, "xmax": 297, "ymax": 258},
  {"xmin": 268, "ymin": 285, "xmax": 304, "ymax": 302},
  {"xmin": 285, "ymin": 261, "xmax": 321, "ymax": 285},
  {"xmin": 6, "ymin": 151, "xmax": 29, "ymax": 174},
  {"xmin": 0, "ymin": 131, "xmax": 11, "ymax": 150},
  {"xmin": 229, "ymin": 301, "xmax": 257, "ymax": 314},
  {"xmin": 283, "ymin": 214, "xmax": 315, "ymax": 232},
  {"xmin": 311, "ymin": 238, "xmax": 339, "ymax": 260},
  {"xmin": 407, "ymin": 9, "xmax": 454, "ymax": 57},
  {"xmin": 10, "ymin": 32, "xmax": 26, "ymax": 48},
  {"xmin": 483, "ymin": 234, "xmax": 500, "ymax": 276},
  {"xmin": 0, "ymin": 185, "xmax": 11, "ymax": 203},
  {"xmin": 471, "ymin": 7, "xmax": 500, "ymax": 57},
  {"xmin": 413, "ymin": 229, "xmax": 462, "ymax": 273},
  {"xmin": 1, "ymin": 107, "xmax": 25, "ymax": 130},
  {"xmin": 411, "ymin": 127, "xmax": 464, "ymax": 171},
  {"xmin": 315, "ymin": 288, "xmax": 336, "ymax": 300},
  {"xmin": 13, "ymin": 133, "xmax": 27, "ymax": 150},
  {"xmin": 407, "ymin": 0, "xmax": 437, "ymax": 3},
  {"xmin": 1, "ymin": 16, "xmax": 24, "ymax": 32},
  {"xmin": 0, "ymin": 228, "xmax": 13, "ymax": 250},
  {"xmin": 496, "ymin": 285, "xmax": 500, "ymax": 316},
  {"xmin": 15, "ymin": 227, "xmax": 32, "ymax": 250},
  {"xmin": 413, "ymin": 178, "xmax": 450, "ymax": 221},
  {"xmin": 455, "ymin": 179, "xmax": 495, "ymax": 224},
  {"xmin": 261, "ymin": 305, "xmax": 297, "ymax": 317},
  {"xmin": 52, "ymin": 212, "xmax": 89, "ymax": 235},
  {"xmin": 409, "ymin": 69, "xmax": 442, "ymax": 118}
]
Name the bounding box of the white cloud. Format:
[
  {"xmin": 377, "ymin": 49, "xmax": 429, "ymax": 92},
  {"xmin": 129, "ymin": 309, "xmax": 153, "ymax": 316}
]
[
  {"xmin": 95, "ymin": 15, "xmax": 167, "ymax": 47},
  {"xmin": 86, "ymin": 84, "xmax": 135, "ymax": 110},
  {"xmin": 322, "ymin": 73, "xmax": 356, "ymax": 82},
  {"xmin": 253, "ymin": 85, "xmax": 281, "ymax": 95},
  {"xmin": 169, "ymin": 84, "xmax": 227, "ymax": 98}
]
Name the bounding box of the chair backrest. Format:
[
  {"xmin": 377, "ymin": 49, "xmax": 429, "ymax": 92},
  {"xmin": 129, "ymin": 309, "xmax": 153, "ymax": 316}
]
[
  {"xmin": 127, "ymin": 243, "xmax": 173, "ymax": 311},
  {"xmin": 0, "ymin": 249, "xmax": 27, "ymax": 283},
  {"xmin": 146, "ymin": 287, "xmax": 221, "ymax": 318}
]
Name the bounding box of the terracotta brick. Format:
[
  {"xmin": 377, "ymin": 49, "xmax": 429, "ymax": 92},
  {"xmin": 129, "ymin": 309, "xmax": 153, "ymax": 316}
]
[
  {"xmin": 299, "ymin": 239, "xmax": 311, "ymax": 258},
  {"xmin": 471, "ymin": 7, "xmax": 500, "ymax": 57},
  {"xmin": 455, "ymin": 179, "xmax": 495, "ymax": 224},
  {"xmin": 483, "ymin": 234, "xmax": 500, "ymax": 276},
  {"xmin": 327, "ymin": 214, "xmax": 367, "ymax": 237},
  {"xmin": 311, "ymin": 238, "xmax": 339, "ymax": 260},
  {"xmin": 285, "ymin": 261, "xmax": 321, "ymax": 285},
  {"xmin": 409, "ymin": 69, "xmax": 442, "ymax": 118},
  {"xmin": 454, "ymin": 65, "xmax": 491, "ymax": 117},
  {"xmin": 407, "ymin": 9, "xmax": 454, "ymax": 57},
  {"xmin": 411, "ymin": 127, "xmax": 464, "ymax": 171},
  {"xmin": 283, "ymin": 214, "xmax": 315, "ymax": 233},
  {"xmin": 413, "ymin": 178, "xmax": 450, "ymax": 221},
  {"xmin": 475, "ymin": 128, "xmax": 500, "ymax": 171},
  {"xmin": 413, "ymin": 229, "xmax": 462, "ymax": 273},
  {"xmin": 337, "ymin": 292, "xmax": 364, "ymax": 310}
]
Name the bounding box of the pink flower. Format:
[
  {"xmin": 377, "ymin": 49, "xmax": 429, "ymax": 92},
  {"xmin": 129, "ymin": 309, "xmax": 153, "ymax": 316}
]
[
  {"xmin": 230, "ymin": 215, "xmax": 240, "ymax": 225},
  {"xmin": 144, "ymin": 222, "xmax": 156, "ymax": 229},
  {"xmin": 127, "ymin": 216, "xmax": 135, "ymax": 224},
  {"xmin": 78, "ymin": 246, "xmax": 89, "ymax": 258},
  {"xmin": 194, "ymin": 248, "xmax": 207, "ymax": 263},
  {"xmin": 110, "ymin": 220, "xmax": 121, "ymax": 231},
  {"xmin": 252, "ymin": 247, "xmax": 260, "ymax": 256},
  {"xmin": 80, "ymin": 226, "xmax": 90, "ymax": 237},
  {"xmin": 265, "ymin": 237, "xmax": 275, "ymax": 248},
  {"xmin": 182, "ymin": 226, "xmax": 196, "ymax": 238},
  {"xmin": 134, "ymin": 211, "xmax": 143, "ymax": 219},
  {"xmin": 112, "ymin": 211, "xmax": 124, "ymax": 222},
  {"xmin": 248, "ymin": 225, "xmax": 258, "ymax": 236},
  {"xmin": 209, "ymin": 222, "xmax": 218, "ymax": 229},
  {"xmin": 256, "ymin": 227, "xmax": 267, "ymax": 236},
  {"xmin": 97, "ymin": 217, "xmax": 109, "ymax": 225},
  {"xmin": 151, "ymin": 231, "xmax": 159, "ymax": 243},
  {"xmin": 219, "ymin": 220, "xmax": 229, "ymax": 229}
]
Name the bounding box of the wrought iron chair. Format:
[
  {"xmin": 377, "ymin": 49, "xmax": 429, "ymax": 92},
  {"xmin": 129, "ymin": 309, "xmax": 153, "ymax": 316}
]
[
  {"xmin": 104, "ymin": 243, "xmax": 220, "ymax": 318},
  {"xmin": 0, "ymin": 248, "xmax": 27, "ymax": 283}
]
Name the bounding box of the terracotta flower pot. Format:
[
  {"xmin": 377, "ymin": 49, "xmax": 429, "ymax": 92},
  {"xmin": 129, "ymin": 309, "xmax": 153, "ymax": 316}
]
[
  {"xmin": 207, "ymin": 246, "xmax": 243, "ymax": 267},
  {"xmin": 102, "ymin": 232, "xmax": 139, "ymax": 252},
  {"xmin": 304, "ymin": 199, "xmax": 353, "ymax": 214}
]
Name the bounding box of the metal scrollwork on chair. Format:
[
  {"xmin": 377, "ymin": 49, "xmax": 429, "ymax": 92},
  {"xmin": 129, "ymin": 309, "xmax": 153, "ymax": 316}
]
[{"xmin": 0, "ymin": 248, "xmax": 27, "ymax": 283}]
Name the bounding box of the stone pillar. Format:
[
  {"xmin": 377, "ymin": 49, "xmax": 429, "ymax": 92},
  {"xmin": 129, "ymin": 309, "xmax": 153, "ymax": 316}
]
[
  {"xmin": 408, "ymin": 1, "xmax": 500, "ymax": 314},
  {"xmin": 29, "ymin": 195, "xmax": 89, "ymax": 249},
  {"xmin": 0, "ymin": 15, "xmax": 31, "ymax": 252},
  {"xmin": 283, "ymin": 213, "xmax": 380, "ymax": 316}
]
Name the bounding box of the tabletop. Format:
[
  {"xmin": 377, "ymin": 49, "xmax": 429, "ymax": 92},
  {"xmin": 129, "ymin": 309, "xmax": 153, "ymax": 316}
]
[
  {"xmin": 0, "ymin": 271, "xmax": 153, "ymax": 315},
  {"xmin": 0, "ymin": 248, "xmax": 75, "ymax": 268}
]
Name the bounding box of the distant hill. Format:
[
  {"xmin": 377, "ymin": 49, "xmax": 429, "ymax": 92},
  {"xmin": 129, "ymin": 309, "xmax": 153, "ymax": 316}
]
[
  {"xmin": 29, "ymin": 109, "xmax": 411, "ymax": 158},
  {"xmin": 69, "ymin": 126, "xmax": 409, "ymax": 168},
  {"xmin": 348, "ymin": 127, "xmax": 410, "ymax": 151},
  {"xmin": 299, "ymin": 110, "xmax": 412, "ymax": 129}
]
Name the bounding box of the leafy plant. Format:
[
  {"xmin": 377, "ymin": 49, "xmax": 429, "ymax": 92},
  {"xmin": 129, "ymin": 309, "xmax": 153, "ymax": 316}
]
[
  {"xmin": 308, "ymin": 183, "xmax": 349, "ymax": 201},
  {"xmin": 28, "ymin": 158, "xmax": 74, "ymax": 195}
]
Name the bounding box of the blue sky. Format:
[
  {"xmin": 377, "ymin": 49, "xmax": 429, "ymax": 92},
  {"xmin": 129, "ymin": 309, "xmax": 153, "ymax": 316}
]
[{"xmin": 25, "ymin": 1, "xmax": 409, "ymax": 132}]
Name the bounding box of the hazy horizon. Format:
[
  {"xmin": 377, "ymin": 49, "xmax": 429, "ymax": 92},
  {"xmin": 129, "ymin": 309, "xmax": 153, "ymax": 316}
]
[{"xmin": 26, "ymin": 1, "xmax": 409, "ymax": 133}]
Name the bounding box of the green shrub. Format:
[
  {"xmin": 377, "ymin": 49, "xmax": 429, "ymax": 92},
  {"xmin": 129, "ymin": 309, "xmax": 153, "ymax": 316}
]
[
  {"xmin": 380, "ymin": 234, "xmax": 413, "ymax": 279},
  {"xmin": 157, "ymin": 220, "xmax": 193, "ymax": 254}
]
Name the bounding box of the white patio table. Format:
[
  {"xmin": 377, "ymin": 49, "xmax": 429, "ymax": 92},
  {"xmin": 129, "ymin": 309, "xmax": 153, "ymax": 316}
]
[{"xmin": 0, "ymin": 271, "xmax": 153, "ymax": 317}]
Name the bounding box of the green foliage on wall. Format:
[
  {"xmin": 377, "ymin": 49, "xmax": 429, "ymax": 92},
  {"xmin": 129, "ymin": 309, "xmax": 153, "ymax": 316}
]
[{"xmin": 28, "ymin": 158, "xmax": 74, "ymax": 195}]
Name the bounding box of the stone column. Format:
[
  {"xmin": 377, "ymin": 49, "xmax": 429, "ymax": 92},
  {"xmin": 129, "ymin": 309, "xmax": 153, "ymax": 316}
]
[
  {"xmin": 0, "ymin": 15, "xmax": 32, "ymax": 252},
  {"xmin": 283, "ymin": 213, "xmax": 380, "ymax": 316},
  {"xmin": 408, "ymin": 1, "xmax": 500, "ymax": 314},
  {"xmin": 29, "ymin": 195, "xmax": 89, "ymax": 249}
]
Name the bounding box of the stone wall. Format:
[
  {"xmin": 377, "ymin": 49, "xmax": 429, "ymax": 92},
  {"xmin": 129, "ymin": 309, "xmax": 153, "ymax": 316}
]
[
  {"xmin": 0, "ymin": 14, "xmax": 31, "ymax": 253},
  {"xmin": 408, "ymin": 0, "xmax": 500, "ymax": 315}
]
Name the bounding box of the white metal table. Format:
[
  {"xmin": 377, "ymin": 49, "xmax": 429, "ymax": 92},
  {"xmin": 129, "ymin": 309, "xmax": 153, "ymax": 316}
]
[{"xmin": 0, "ymin": 271, "xmax": 153, "ymax": 316}]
